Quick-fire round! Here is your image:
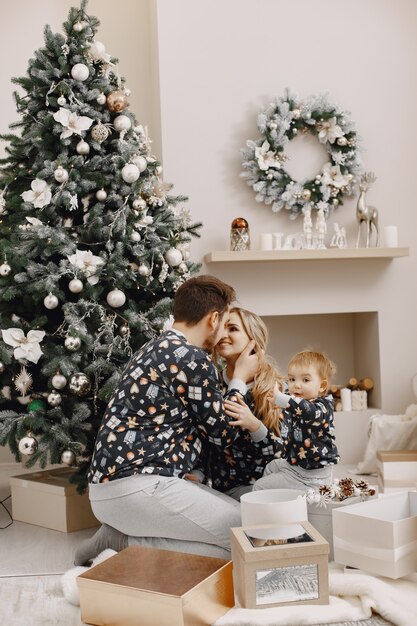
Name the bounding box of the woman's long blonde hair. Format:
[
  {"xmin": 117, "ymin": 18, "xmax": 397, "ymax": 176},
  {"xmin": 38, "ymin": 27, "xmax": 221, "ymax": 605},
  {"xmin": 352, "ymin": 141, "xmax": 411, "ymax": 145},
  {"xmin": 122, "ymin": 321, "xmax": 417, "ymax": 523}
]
[{"xmin": 215, "ymin": 307, "xmax": 285, "ymax": 434}]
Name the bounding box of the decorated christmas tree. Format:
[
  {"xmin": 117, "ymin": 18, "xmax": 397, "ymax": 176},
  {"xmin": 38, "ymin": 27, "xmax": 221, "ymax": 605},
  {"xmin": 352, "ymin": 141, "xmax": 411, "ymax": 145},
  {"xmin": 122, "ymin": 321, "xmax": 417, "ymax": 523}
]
[{"xmin": 0, "ymin": 1, "xmax": 201, "ymax": 491}]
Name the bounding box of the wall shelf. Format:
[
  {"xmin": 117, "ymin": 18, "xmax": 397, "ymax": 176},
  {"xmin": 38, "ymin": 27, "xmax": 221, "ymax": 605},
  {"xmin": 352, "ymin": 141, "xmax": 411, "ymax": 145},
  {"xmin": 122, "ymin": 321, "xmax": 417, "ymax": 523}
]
[{"xmin": 204, "ymin": 247, "xmax": 409, "ymax": 263}]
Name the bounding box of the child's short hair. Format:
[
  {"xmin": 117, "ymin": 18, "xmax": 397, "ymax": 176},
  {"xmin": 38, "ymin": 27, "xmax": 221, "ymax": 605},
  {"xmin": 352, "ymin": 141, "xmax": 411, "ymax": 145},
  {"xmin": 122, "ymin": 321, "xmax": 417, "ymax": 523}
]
[{"xmin": 288, "ymin": 350, "xmax": 336, "ymax": 394}]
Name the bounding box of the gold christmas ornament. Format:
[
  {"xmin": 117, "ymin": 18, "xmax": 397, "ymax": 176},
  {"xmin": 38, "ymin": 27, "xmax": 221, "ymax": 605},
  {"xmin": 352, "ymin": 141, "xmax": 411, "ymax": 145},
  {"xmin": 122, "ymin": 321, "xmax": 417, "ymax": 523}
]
[
  {"xmin": 230, "ymin": 217, "xmax": 250, "ymax": 251},
  {"xmin": 106, "ymin": 90, "xmax": 129, "ymax": 113},
  {"xmin": 64, "ymin": 336, "xmax": 82, "ymax": 351},
  {"xmin": 69, "ymin": 372, "xmax": 91, "ymax": 396},
  {"xmin": 14, "ymin": 366, "xmax": 33, "ymax": 396},
  {"xmin": 91, "ymin": 122, "xmax": 110, "ymax": 143}
]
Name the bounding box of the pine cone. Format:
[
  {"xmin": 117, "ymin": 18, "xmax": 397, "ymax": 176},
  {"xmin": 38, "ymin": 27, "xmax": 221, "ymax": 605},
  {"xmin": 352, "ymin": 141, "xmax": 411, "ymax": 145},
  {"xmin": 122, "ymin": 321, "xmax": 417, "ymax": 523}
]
[
  {"xmin": 318, "ymin": 485, "xmax": 333, "ymax": 496},
  {"xmin": 354, "ymin": 480, "xmax": 369, "ymax": 491},
  {"xmin": 339, "ymin": 477, "xmax": 355, "ymax": 498}
]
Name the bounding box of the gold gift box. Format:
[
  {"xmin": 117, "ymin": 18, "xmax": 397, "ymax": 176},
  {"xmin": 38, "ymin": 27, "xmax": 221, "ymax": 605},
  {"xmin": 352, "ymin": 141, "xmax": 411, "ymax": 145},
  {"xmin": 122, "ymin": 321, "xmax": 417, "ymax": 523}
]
[
  {"xmin": 231, "ymin": 521, "xmax": 329, "ymax": 609},
  {"xmin": 10, "ymin": 467, "xmax": 99, "ymax": 532},
  {"xmin": 78, "ymin": 545, "xmax": 234, "ymax": 626}
]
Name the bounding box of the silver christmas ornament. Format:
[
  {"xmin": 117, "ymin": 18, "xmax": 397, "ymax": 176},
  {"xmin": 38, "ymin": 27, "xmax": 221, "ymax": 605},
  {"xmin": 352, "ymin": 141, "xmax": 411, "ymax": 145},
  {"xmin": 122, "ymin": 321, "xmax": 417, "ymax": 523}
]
[
  {"xmin": 0, "ymin": 261, "xmax": 11, "ymax": 276},
  {"xmin": 113, "ymin": 115, "xmax": 132, "ymax": 133},
  {"xmin": 47, "ymin": 390, "xmax": 62, "ymax": 406},
  {"xmin": 69, "ymin": 372, "xmax": 91, "ymax": 396},
  {"xmin": 96, "ymin": 189, "xmax": 107, "ymax": 202},
  {"xmin": 65, "ymin": 336, "xmax": 81, "ymax": 351},
  {"xmin": 61, "ymin": 450, "xmax": 76, "ymax": 465},
  {"xmin": 54, "ymin": 166, "xmax": 69, "ymax": 183},
  {"xmin": 52, "ymin": 373, "xmax": 67, "ymax": 389},
  {"xmin": 96, "ymin": 93, "xmax": 107, "ymax": 105},
  {"xmin": 44, "ymin": 293, "xmax": 59, "ymax": 309},
  {"xmin": 132, "ymin": 197, "xmax": 146, "ymax": 210},
  {"xmin": 57, "ymin": 95, "xmax": 67, "ymax": 106},
  {"xmin": 121, "ymin": 163, "xmax": 140, "ymax": 183},
  {"xmin": 76, "ymin": 140, "xmax": 90, "ymax": 155},
  {"xmin": 68, "ymin": 278, "xmax": 84, "ymax": 293},
  {"xmin": 106, "ymin": 289, "xmax": 126, "ymax": 308},
  {"xmin": 131, "ymin": 155, "xmax": 147, "ymax": 172},
  {"xmin": 73, "ymin": 21, "xmax": 85, "ymax": 32},
  {"xmin": 18, "ymin": 434, "xmax": 38, "ymax": 456},
  {"xmin": 130, "ymin": 231, "xmax": 141, "ymax": 242},
  {"xmin": 91, "ymin": 123, "xmax": 110, "ymax": 143},
  {"xmin": 164, "ymin": 248, "xmax": 183, "ymax": 267},
  {"xmin": 71, "ymin": 63, "xmax": 89, "ymax": 81},
  {"xmin": 138, "ymin": 264, "xmax": 150, "ymax": 276}
]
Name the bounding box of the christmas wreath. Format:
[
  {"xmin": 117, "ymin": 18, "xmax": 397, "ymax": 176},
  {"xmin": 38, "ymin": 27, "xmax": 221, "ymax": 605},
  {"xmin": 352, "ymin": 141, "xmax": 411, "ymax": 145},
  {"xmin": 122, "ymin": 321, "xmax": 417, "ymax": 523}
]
[{"xmin": 241, "ymin": 91, "xmax": 362, "ymax": 219}]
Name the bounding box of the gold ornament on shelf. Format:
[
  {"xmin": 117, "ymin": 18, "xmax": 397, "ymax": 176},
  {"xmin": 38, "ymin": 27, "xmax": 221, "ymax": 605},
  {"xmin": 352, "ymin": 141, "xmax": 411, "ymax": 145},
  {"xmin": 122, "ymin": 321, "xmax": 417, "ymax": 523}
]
[
  {"xmin": 230, "ymin": 217, "xmax": 250, "ymax": 251},
  {"xmin": 106, "ymin": 90, "xmax": 129, "ymax": 113}
]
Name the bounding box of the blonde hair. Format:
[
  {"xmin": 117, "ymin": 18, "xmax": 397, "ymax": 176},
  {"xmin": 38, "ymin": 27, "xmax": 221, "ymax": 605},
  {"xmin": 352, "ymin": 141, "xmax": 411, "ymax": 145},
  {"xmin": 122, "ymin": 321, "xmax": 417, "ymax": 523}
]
[
  {"xmin": 214, "ymin": 307, "xmax": 285, "ymax": 434},
  {"xmin": 288, "ymin": 350, "xmax": 336, "ymax": 394}
]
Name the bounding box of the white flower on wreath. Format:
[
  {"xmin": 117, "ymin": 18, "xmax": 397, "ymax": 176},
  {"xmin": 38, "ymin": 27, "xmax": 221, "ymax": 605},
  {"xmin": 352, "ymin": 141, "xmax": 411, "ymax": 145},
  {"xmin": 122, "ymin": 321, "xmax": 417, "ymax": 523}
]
[
  {"xmin": 21, "ymin": 179, "xmax": 52, "ymax": 208},
  {"xmin": 68, "ymin": 249, "xmax": 105, "ymax": 285},
  {"xmin": 281, "ymin": 182, "xmax": 304, "ymax": 207},
  {"xmin": 1, "ymin": 328, "xmax": 45, "ymax": 364},
  {"xmin": 53, "ymin": 107, "xmax": 94, "ymax": 139},
  {"xmin": 321, "ymin": 163, "xmax": 351, "ymax": 189},
  {"xmin": 317, "ymin": 117, "xmax": 343, "ymax": 144},
  {"xmin": 255, "ymin": 141, "xmax": 281, "ymax": 171}
]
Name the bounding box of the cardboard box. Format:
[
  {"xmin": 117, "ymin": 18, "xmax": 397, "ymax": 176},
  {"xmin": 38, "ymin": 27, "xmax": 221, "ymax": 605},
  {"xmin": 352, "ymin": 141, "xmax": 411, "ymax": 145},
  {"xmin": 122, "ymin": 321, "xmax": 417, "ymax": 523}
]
[
  {"xmin": 333, "ymin": 492, "xmax": 417, "ymax": 579},
  {"xmin": 78, "ymin": 545, "xmax": 234, "ymax": 626},
  {"xmin": 231, "ymin": 521, "xmax": 329, "ymax": 609},
  {"xmin": 10, "ymin": 467, "xmax": 99, "ymax": 532},
  {"xmin": 377, "ymin": 450, "xmax": 417, "ymax": 493}
]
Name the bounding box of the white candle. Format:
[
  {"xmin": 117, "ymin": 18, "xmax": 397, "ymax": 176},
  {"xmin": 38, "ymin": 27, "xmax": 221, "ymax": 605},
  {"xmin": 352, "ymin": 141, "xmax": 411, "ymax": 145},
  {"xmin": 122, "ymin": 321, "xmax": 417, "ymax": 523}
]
[
  {"xmin": 273, "ymin": 232, "xmax": 284, "ymax": 250},
  {"xmin": 340, "ymin": 387, "xmax": 352, "ymax": 412},
  {"xmin": 259, "ymin": 233, "xmax": 273, "ymax": 250},
  {"xmin": 383, "ymin": 225, "xmax": 398, "ymax": 248}
]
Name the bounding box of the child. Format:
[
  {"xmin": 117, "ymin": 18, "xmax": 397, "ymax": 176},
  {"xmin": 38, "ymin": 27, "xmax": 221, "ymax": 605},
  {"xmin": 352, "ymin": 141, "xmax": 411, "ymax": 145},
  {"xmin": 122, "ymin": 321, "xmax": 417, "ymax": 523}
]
[{"xmin": 253, "ymin": 349, "xmax": 339, "ymax": 492}]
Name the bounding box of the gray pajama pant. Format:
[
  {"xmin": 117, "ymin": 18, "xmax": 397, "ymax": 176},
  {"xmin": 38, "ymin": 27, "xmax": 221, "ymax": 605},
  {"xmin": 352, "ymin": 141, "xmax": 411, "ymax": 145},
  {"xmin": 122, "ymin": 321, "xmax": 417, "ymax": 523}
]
[
  {"xmin": 252, "ymin": 458, "xmax": 332, "ymax": 491},
  {"xmin": 89, "ymin": 474, "xmax": 241, "ymax": 559}
]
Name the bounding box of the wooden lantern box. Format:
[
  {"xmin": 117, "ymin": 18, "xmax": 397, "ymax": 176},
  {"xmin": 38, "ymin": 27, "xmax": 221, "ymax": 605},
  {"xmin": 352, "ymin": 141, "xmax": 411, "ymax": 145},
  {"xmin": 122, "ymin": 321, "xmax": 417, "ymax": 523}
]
[
  {"xmin": 10, "ymin": 467, "xmax": 99, "ymax": 532},
  {"xmin": 77, "ymin": 545, "xmax": 234, "ymax": 626},
  {"xmin": 231, "ymin": 521, "xmax": 329, "ymax": 609}
]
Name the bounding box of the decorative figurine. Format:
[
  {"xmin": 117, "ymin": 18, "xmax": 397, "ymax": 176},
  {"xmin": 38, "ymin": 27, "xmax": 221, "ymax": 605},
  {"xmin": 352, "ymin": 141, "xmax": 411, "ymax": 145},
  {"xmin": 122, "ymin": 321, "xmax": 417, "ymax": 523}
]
[
  {"xmin": 315, "ymin": 207, "xmax": 327, "ymax": 249},
  {"xmin": 303, "ymin": 206, "xmax": 313, "ymax": 249},
  {"xmin": 330, "ymin": 223, "xmax": 347, "ymax": 248},
  {"xmin": 356, "ymin": 171, "xmax": 379, "ymax": 248},
  {"xmin": 230, "ymin": 217, "xmax": 250, "ymax": 251}
]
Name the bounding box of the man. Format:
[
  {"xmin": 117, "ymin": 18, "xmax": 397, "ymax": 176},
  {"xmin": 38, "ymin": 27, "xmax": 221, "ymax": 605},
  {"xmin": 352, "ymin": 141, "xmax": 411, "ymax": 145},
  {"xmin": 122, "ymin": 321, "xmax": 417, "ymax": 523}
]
[{"xmin": 75, "ymin": 275, "xmax": 258, "ymax": 565}]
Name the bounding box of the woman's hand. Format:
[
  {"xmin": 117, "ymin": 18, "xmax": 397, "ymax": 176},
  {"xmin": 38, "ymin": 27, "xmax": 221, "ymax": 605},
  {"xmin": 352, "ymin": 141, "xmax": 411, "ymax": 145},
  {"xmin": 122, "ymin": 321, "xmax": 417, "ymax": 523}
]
[
  {"xmin": 224, "ymin": 395, "xmax": 261, "ymax": 433},
  {"xmin": 232, "ymin": 340, "xmax": 260, "ymax": 383}
]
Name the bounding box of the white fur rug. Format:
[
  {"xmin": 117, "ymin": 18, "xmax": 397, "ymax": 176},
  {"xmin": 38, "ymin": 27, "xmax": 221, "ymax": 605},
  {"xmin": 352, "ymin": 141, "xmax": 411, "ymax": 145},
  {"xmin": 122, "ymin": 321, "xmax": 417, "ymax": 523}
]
[{"xmin": 62, "ymin": 554, "xmax": 416, "ymax": 626}]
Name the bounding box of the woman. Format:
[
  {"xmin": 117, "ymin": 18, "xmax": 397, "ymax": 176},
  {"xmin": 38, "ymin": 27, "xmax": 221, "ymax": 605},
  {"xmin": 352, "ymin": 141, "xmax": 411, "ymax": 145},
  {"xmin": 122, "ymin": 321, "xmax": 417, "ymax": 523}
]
[{"xmin": 203, "ymin": 307, "xmax": 285, "ymax": 500}]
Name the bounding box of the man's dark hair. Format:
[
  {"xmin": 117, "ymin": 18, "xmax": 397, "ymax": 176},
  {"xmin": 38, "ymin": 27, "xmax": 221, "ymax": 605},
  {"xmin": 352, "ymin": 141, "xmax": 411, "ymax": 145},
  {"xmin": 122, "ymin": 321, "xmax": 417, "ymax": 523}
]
[{"xmin": 173, "ymin": 275, "xmax": 235, "ymax": 325}]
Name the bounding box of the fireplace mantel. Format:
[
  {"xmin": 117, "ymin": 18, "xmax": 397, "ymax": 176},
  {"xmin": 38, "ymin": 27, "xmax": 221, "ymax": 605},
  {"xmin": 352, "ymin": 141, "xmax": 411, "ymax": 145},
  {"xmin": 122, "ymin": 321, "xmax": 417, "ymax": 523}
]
[{"xmin": 204, "ymin": 247, "xmax": 409, "ymax": 263}]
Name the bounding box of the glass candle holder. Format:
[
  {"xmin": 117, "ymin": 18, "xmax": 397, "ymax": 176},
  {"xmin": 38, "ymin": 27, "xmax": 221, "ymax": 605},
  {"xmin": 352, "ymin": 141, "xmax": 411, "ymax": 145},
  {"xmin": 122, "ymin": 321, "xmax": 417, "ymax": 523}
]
[{"xmin": 230, "ymin": 217, "xmax": 250, "ymax": 251}]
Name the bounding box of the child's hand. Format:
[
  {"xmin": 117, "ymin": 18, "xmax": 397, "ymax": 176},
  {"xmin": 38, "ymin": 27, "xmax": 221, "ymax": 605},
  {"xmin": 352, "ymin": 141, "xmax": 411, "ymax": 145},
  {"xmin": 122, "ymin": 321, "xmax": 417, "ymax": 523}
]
[{"xmin": 224, "ymin": 396, "xmax": 261, "ymax": 433}]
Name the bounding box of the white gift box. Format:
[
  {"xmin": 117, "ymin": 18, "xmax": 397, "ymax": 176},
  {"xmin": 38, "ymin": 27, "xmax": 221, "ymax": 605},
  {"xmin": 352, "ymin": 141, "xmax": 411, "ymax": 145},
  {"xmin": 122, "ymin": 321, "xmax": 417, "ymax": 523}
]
[
  {"xmin": 377, "ymin": 450, "xmax": 417, "ymax": 493},
  {"xmin": 240, "ymin": 489, "xmax": 307, "ymax": 526},
  {"xmin": 333, "ymin": 492, "xmax": 417, "ymax": 579}
]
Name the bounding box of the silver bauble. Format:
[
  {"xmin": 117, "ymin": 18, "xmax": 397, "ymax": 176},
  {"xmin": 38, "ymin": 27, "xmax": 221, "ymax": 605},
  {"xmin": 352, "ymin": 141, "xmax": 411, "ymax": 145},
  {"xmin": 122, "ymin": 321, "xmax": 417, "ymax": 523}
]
[
  {"xmin": 132, "ymin": 197, "xmax": 146, "ymax": 210},
  {"xmin": 96, "ymin": 93, "xmax": 107, "ymax": 105},
  {"xmin": 96, "ymin": 189, "xmax": 107, "ymax": 201},
  {"xmin": 106, "ymin": 289, "xmax": 126, "ymax": 308},
  {"xmin": 0, "ymin": 262, "xmax": 11, "ymax": 276},
  {"xmin": 71, "ymin": 63, "xmax": 89, "ymax": 81},
  {"xmin": 130, "ymin": 231, "xmax": 141, "ymax": 242},
  {"xmin": 44, "ymin": 293, "xmax": 59, "ymax": 309},
  {"xmin": 65, "ymin": 336, "xmax": 82, "ymax": 351},
  {"xmin": 68, "ymin": 278, "xmax": 83, "ymax": 293},
  {"xmin": 76, "ymin": 140, "xmax": 90, "ymax": 155},
  {"xmin": 121, "ymin": 163, "xmax": 140, "ymax": 183},
  {"xmin": 47, "ymin": 390, "xmax": 62, "ymax": 406},
  {"xmin": 73, "ymin": 21, "xmax": 85, "ymax": 32},
  {"xmin": 164, "ymin": 248, "xmax": 183, "ymax": 267},
  {"xmin": 57, "ymin": 95, "xmax": 67, "ymax": 106},
  {"xmin": 18, "ymin": 434, "xmax": 38, "ymax": 456},
  {"xmin": 61, "ymin": 450, "xmax": 76, "ymax": 465},
  {"xmin": 113, "ymin": 115, "xmax": 132, "ymax": 133},
  {"xmin": 52, "ymin": 373, "xmax": 67, "ymax": 389},
  {"xmin": 131, "ymin": 155, "xmax": 147, "ymax": 172},
  {"xmin": 54, "ymin": 166, "xmax": 69, "ymax": 183},
  {"xmin": 91, "ymin": 123, "xmax": 110, "ymax": 143},
  {"xmin": 138, "ymin": 264, "xmax": 150, "ymax": 276},
  {"xmin": 69, "ymin": 372, "xmax": 91, "ymax": 396}
]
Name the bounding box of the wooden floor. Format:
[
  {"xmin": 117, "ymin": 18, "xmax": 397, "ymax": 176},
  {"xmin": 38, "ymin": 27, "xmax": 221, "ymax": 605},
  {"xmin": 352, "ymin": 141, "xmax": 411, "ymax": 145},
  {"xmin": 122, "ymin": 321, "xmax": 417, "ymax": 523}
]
[{"xmin": 0, "ymin": 463, "xmax": 392, "ymax": 626}]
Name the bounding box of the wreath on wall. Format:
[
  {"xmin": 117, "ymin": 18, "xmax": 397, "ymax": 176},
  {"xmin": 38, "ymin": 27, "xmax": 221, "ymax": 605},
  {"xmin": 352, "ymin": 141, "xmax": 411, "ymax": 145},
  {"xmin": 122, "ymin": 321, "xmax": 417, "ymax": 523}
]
[{"xmin": 241, "ymin": 91, "xmax": 363, "ymax": 219}]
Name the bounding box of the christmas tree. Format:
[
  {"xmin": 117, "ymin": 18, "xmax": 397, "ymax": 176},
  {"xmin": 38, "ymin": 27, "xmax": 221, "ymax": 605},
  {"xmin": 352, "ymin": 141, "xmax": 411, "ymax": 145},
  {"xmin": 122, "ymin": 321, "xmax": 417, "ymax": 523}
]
[{"xmin": 0, "ymin": 1, "xmax": 201, "ymax": 491}]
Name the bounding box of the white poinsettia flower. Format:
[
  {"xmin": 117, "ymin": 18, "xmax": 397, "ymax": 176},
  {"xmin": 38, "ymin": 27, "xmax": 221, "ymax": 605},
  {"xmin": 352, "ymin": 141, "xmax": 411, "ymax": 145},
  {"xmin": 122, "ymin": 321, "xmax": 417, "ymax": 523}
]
[
  {"xmin": 1, "ymin": 328, "xmax": 45, "ymax": 364},
  {"xmin": 26, "ymin": 217, "xmax": 43, "ymax": 227},
  {"xmin": 21, "ymin": 179, "xmax": 52, "ymax": 208},
  {"xmin": 53, "ymin": 107, "xmax": 94, "ymax": 139},
  {"xmin": 68, "ymin": 249, "xmax": 105, "ymax": 285},
  {"xmin": 321, "ymin": 163, "xmax": 351, "ymax": 189},
  {"xmin": 255, "ymin": 140, "xmax": 281, "ymax": 171},
  {"xmin": 317, "ymin": 117, "xmax": 343, "ymax": 144}
]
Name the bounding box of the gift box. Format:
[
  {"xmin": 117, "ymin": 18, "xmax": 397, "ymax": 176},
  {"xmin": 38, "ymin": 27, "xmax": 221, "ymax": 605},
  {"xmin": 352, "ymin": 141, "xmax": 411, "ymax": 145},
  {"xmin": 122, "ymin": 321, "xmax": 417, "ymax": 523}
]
[
  {"xmin": 77, "ymin": 545, "xmax": 234, "ymax": 626},
  {"xmin": 10, "ymin": 467, "xmax": 99, "ymax": 532},
  {"xmin": 333, "ymin": 491, "xmax": 417, "ymax": 579},
  {"xmin": 377, "ymin": 450, "xmax": 417, "ymax": 493},
  {"xmin": 307, "ymin": 497, "xmax": 361, "ymax": 561},
  {"xmin": 231, "ymin": 521, "xmax": 329, "ymax": 609}
]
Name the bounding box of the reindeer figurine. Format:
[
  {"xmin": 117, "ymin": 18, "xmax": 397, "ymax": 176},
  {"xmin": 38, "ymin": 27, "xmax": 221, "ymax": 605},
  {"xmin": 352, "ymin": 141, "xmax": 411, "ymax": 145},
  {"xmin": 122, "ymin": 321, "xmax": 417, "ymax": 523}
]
[{"xmin": 356, "ymin": 171, "xmax": 379, "ymax": 248}]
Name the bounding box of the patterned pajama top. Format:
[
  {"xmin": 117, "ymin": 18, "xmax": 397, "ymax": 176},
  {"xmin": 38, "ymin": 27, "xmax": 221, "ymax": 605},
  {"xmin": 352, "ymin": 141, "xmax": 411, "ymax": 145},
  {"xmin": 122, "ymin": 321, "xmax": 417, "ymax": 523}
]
[{"xmin": 88, "ymin": 329, "xmax": 244, "ymax": 484}]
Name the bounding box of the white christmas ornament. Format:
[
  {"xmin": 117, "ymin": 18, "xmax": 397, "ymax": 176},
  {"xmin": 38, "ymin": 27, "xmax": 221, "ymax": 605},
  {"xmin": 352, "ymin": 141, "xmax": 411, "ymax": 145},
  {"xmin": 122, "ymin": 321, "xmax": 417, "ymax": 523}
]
[
  {"xmin": 132, "ymin": 197, "xmax": 146, "ymax": 210},
  {"xmin": 96, "ymin": 93, "xmax": 106, "ymax": 105},
  {"xmin": 68, "ymin": 249, "xmax": 105, "ymax": 285},
  {"xmin": 44, "ymin": 293, "xmax": 59, "ymax": 309},
  {"xmin": 71, "ymin": 63, "xmax": 89, "ymax": 81},
  {"xmin": 114, "ymin": 115, "xmax": 132, "ymax": 133},
  {"xmin": 96, "ymin": 189, "xmax": 107, "ymax": 201},
  {"xmin": 54, "ymin": 166, "xmax": 69, "ymax": 183},
  {"xmin": 138, "ymin": 264, "xmax": 150, "ymax": 276},
  {"xmin": 1, "ymin": 328, "xmax": 45, "ymax": 364},
  {"xmin": 130, "ymin": 231, "xmax": 141, "ymax": 242},
  {"xmin": 18, "ymin": 435, "xmax": 38, "ymax": 455},
  {"xmin": 64, "ymin": 336, "xmax": 81, "ymax": 351},
  {"xmin": 121, "ymin": 163, "xmax": 140, "ymax": 183},
  {"xmin": 131, "ymin": 155, "xmax": 147, "ymax": 172},
  {"xmin": 88, "ymin": 41, "xmax": 111, "ymax": 63},
  {"xmin": 21, "ymin": 178, "xmax": 52, "ymax": 208},
  {"xmin": 57, "ymin": 95, "xmax": 67, "ymax": 106},
  {"xmin": 107, "ymin": 289, "xmax": 126, "ymax": 307},
  {"xmin": 61, "ymin": 450, "xmax": 76, "ymax": 465},
  {"xmin": 0, "ymin": 261, "xmax": 11, "ymax": 276},
  {"xmin": 164, "ymin": 248, "xmax": 183, "ymax": 267},
  {"xmin": 48, "ymin": 390, "xmax": 62, "ymax": 406},
  {"xmin": 53, "ymin": 107, "xmax": 93, "ymax": 139},
  {"xmin": 68, "ymin": 278, "xmax": 83, "ymax": 293},
  {"xmin": 52, "ymin": 373, "xmax": 67, "ymax": 389},
  {"xmin": 73, "ymin": 21, "xmax": 85, "ymax": 32},
  {"xmin": 76, "ymin": 140, "xmax": 90, "ymax": 155}
]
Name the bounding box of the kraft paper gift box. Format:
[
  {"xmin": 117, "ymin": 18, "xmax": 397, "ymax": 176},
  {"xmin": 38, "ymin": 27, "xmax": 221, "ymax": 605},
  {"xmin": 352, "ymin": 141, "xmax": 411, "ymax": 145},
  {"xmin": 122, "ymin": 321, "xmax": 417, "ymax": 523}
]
[
  {"xmin": 231, "ymin": 521, "xmax": 329, "ymax": 609},
  {"xmin": 10, "ymin": 467, "xmax": 99, "ymax": 532},
  {"xmin": 333, "ymin": 491, "xmax": 417, "ymax": 579},
  {"xmin": 377, "ymin": 450, "xmax": 417, "ymax": 493},
  {"xmin": 77, "ymin": 545, "xmax": 234, "ymax": 626}
]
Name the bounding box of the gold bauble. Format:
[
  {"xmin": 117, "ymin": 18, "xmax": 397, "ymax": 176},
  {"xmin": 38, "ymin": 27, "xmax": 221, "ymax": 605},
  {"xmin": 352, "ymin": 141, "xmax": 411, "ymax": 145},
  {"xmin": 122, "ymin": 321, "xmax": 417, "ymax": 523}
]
[
  {"xmin": 231, "ymin": 217, "xmax": 248, "ymax": 229},
  {"xmin": 106, "ymin": 90, "xmax": 129, "ymax": 113}
]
